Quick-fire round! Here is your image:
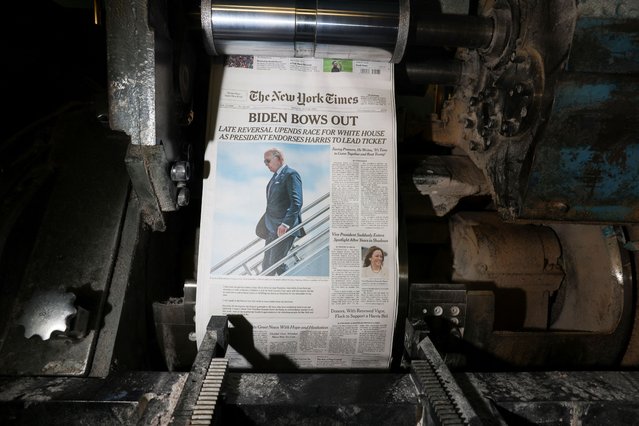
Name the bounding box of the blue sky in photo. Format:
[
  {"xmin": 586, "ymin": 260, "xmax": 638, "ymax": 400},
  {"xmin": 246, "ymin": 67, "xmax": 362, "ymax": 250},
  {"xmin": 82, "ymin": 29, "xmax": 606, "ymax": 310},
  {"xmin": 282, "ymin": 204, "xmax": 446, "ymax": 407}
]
[{"xmin": 209, "ymin": 142, "xmax": 330, "ymax": 266}]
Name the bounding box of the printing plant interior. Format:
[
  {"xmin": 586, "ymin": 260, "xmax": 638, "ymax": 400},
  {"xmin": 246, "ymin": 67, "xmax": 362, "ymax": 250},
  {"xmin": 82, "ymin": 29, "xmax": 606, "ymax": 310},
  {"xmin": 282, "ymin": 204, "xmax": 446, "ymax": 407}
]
[{"xmin": 1, "ymin": 0, "xmax": 639, "ymax": 424}]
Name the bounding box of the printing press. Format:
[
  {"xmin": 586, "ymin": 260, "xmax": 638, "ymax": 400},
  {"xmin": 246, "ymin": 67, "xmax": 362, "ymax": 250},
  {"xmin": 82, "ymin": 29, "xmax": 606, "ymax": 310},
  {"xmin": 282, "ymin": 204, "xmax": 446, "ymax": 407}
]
[{"xmin": 1, "ymin": 0, "xmax": 639, "ymax": 424}]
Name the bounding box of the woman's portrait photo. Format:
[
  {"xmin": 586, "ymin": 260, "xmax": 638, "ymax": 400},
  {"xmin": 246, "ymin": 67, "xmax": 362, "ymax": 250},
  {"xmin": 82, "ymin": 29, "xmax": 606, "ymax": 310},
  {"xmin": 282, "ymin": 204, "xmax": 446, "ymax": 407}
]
[{"xmin": 361, "ymin": 245, "xmax": 388, "ymax": 279}]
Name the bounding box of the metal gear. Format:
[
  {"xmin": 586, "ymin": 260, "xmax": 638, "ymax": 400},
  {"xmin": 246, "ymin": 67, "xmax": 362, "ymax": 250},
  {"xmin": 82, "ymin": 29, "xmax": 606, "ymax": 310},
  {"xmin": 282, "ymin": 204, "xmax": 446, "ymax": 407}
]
[{"xmin": 17, "ymin": 290, "xmax": 77, "ymax": 340}]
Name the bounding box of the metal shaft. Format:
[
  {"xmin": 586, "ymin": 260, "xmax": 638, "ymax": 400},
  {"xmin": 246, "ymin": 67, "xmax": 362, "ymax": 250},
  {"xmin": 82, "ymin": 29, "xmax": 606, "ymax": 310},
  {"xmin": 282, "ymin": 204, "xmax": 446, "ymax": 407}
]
[
  {"xmin": 201, "ymin": 0, "xmax": 410, "ymax": 63},
  {"xmin": 414, "ymin": 14, "xmax": 494, "ymax": 49},
  {"xmin": 404, "ymin": 60, "xmax": 465, "ymax": 86}
]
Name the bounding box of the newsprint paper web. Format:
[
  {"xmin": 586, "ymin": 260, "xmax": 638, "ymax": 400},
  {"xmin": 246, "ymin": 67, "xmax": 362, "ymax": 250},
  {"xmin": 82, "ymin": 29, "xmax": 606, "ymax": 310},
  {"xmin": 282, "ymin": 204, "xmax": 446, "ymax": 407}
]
[{"xmin": 196, "ymin": 56, "xmax": 399, "ymax": 369}]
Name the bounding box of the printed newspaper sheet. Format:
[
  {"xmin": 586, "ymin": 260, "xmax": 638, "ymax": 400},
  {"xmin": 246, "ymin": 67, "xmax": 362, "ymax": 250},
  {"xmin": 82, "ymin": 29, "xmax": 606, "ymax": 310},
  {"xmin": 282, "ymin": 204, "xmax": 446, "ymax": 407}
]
[{"xmin": 196, "ymin": 56, "xmax": 398, "ymax": 369}]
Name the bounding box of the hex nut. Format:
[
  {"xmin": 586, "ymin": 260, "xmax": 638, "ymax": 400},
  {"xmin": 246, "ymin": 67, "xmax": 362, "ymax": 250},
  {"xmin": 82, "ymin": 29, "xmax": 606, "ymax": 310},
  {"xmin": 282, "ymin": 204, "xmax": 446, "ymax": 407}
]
[{"xmin": 171, "ymin": 161, "xmax": 191, "ymax": 182}]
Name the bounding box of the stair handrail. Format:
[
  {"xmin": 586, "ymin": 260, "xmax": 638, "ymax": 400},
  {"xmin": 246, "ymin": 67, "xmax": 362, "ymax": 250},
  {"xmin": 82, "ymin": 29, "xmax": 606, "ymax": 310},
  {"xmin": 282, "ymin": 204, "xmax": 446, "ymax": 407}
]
[{"xmin": 211, "ymin": 192, "xmax": 330, "ymax": 275}]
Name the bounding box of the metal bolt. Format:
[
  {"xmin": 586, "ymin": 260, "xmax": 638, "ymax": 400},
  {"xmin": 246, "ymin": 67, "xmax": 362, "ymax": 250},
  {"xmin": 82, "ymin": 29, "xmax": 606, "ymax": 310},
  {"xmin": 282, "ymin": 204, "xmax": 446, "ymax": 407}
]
[
  {"xmin": 450, "ymin": 306, "xmax": 460, "ymax": 316},
  {"xmin": 177, "ymin": 187, "xmax": 191, "ymax": 207},
  {"xmin": 433, "ymin": 306, "xmax": 443, "ymax": 316},
  {"xmin": 450, "ymin": 317, "xmax": 460, "ymax": 325},
  {"xmin": 422, "ymin": 308, "xmax": 428, "ymax": 315},
  {"xmin": 188, "ymin": 332, "xmax": 197, "ymax": 341},
  {"xmin": 171, "ymin": 161, "xmax": 191, "ymax": 182}
]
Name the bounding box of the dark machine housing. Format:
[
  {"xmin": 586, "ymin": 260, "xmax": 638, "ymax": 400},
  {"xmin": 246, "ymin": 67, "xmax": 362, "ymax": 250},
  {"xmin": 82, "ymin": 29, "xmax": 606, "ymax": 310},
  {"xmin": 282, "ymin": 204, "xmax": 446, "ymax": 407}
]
[{"xmin": 1, "ymin": 0, "xmax": 639, "ymax": 424}]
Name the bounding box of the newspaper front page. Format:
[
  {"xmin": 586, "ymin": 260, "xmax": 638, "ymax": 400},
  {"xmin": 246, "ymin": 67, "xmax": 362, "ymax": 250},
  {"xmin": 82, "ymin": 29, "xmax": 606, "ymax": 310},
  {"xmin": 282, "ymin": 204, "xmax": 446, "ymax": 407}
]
[{"xmin": 196, "ymin": 56, "xmax": 398, "ymax": 369}]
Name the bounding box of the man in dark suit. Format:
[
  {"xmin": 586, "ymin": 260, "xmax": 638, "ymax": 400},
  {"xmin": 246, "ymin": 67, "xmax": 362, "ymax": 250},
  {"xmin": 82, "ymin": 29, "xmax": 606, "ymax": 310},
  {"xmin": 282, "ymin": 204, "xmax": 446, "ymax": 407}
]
[{"xmin": 256, "ymin": 148, "xmax": 304, "ymax": 275}]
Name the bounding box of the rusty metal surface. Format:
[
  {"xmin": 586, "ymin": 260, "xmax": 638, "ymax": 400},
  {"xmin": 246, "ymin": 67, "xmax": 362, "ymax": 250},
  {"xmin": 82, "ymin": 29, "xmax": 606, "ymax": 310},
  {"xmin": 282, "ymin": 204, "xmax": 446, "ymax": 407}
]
[{"xmin": 449, "ymin": 212, "xmax": 563, "ymax": 329}]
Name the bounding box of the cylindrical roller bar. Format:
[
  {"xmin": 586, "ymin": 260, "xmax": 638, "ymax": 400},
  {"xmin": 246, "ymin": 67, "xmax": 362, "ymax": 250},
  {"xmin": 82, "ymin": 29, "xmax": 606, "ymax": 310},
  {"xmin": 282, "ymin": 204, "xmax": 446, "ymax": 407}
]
[
  {"xmin": 404, "ymin": 60, "xmax": 465, "ymax": 86},
  {"xmin": 201, "ymin": 0, "xmax": 410, "ymax": 62},
  {"xmin": 414, "ymin": 14, "xmax": 494, "ymax": 49}
]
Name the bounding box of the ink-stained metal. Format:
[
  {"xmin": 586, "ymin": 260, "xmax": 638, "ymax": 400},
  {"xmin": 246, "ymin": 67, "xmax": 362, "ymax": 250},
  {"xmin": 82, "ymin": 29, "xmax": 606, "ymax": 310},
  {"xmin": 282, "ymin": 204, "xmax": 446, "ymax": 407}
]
[
  {"xmin": 521, "ymin": 75, "xmax": 639, "ymax": 222},
  {"xmin": 569, "ymin": 16, "xmax": 639, "ymax": 74},
  {"xmin": 518, "ymin": 3, "xmax": 639, "ymax": 223}
]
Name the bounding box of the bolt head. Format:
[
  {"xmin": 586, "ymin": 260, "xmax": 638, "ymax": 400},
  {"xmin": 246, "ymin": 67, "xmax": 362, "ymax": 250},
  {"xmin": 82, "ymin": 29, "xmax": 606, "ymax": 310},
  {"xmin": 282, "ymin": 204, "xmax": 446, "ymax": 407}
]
[
  {"xmin": 171, "ymin": 161, "xmax": 191, "ymax": 182},
  {"xmin": 177, "ymin": 187, "xmax": 191, "ymax": 207}
]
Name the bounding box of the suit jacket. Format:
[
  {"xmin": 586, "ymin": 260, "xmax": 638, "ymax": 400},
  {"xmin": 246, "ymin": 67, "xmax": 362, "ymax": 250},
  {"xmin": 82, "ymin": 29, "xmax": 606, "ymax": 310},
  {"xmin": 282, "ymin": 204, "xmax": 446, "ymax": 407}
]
[{"xmin": 256, "ymin": 165, "xmax": 304, "ymax": 239}]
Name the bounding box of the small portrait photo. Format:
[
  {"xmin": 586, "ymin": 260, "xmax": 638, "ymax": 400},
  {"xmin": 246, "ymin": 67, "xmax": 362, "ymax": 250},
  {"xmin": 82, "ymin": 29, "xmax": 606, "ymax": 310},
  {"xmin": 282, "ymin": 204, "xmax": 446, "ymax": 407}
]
[
  {"xmin": 209, "ymin": 142, "xmax": 330, "ymax": 278},
  {"xmin": 323, "ymin": 59, "xmax": 353, "ymax": 73},
  {"xmin": 361, "ymin": 245, "xmax": 389, "ymax": 279},
  {"xmin": 225, "ymin": 55, "xmax": 254, "ymax": 69}
]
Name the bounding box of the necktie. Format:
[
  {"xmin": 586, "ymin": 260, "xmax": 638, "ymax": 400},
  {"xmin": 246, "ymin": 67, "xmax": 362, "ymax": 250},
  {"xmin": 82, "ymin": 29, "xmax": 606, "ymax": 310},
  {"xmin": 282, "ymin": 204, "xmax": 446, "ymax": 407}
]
[{"xmin": 267, "ymin": 173, "xmax": 276, "ymax": 197}]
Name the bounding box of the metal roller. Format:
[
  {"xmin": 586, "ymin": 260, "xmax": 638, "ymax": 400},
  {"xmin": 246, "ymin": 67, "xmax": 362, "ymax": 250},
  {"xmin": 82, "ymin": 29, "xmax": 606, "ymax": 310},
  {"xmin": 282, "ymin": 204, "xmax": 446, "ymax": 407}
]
[{"xmin": 201, "ymin": 0, "xmax": 410, "ymax": 62}]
